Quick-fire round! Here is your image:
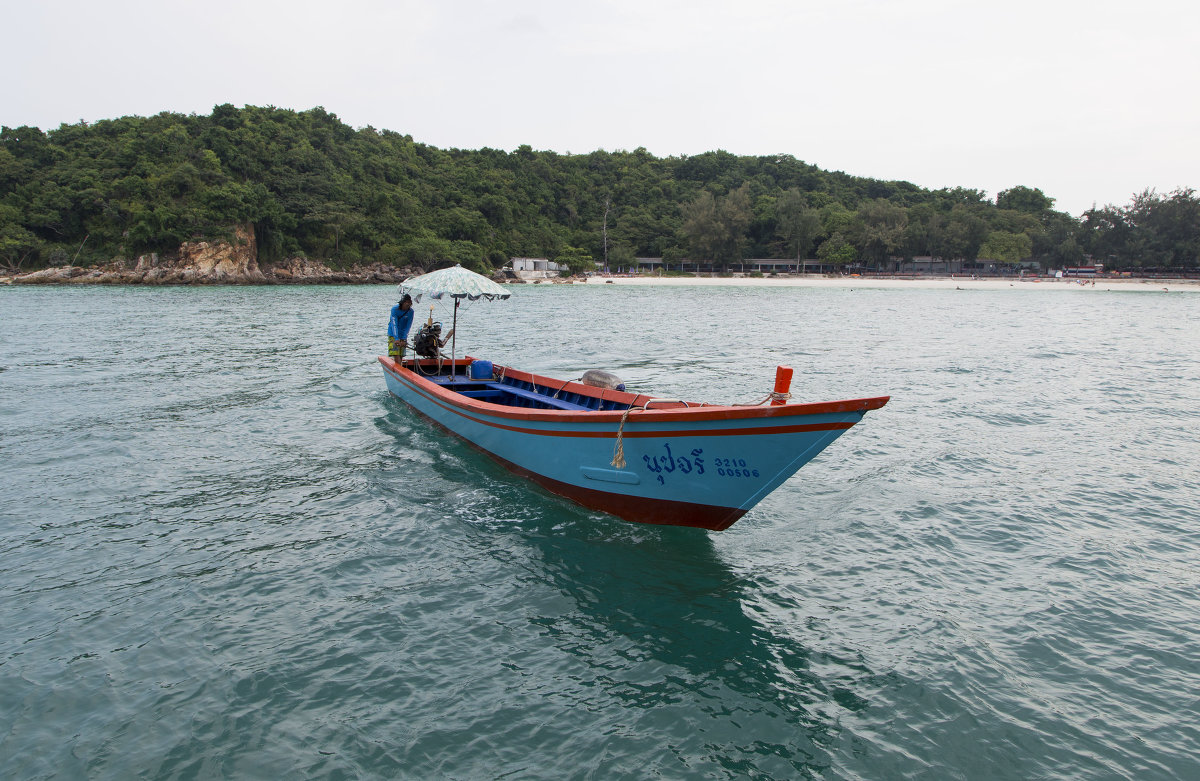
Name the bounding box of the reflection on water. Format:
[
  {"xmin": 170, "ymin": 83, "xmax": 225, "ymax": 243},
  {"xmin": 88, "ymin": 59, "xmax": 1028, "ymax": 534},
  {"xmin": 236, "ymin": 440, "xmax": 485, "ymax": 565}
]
[{"xmin": 430, "ymin": 438, "xmax": 866, "ymax": 776}]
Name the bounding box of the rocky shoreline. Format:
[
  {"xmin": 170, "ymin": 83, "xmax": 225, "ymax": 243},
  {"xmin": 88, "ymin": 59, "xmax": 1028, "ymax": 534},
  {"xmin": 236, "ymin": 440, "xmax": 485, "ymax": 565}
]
[
  {"xmin": 2, "ymin": 225, "xmax": 419, "ymax": 286},
  {"xmin": 4, "ymin": 257, "xmax": 414, "ymax": 286}
]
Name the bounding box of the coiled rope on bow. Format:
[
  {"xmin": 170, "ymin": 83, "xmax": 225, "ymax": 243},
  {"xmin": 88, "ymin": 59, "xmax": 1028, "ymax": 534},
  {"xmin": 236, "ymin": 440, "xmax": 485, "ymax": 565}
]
[
  {"xmin": 610, "ymin": 399, "xmax": 685, "ymax": 467},
  {"xmin": 735, "ymin": 389, "xmax": 793, "ymax": 406},
  {"xmin": 610, "ymin": 406, "xmax": 638, "ymax": 468}
]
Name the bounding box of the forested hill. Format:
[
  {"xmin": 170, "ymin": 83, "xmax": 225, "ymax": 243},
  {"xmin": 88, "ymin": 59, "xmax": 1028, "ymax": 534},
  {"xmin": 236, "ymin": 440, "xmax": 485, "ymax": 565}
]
[{"xmin": 2, "ymin": 104, "xmax": 1197, "ymax": 274}]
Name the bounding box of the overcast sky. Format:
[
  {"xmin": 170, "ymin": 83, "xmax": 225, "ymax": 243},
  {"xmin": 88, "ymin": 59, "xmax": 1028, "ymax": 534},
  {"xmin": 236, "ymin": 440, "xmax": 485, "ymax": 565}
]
[{"xmin": 6, "ymin": 0, "xmax": 1198, "ymax": 216}]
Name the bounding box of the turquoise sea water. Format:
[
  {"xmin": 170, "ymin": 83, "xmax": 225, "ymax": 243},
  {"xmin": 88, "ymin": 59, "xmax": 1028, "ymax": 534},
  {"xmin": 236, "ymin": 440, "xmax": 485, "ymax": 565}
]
[{"xmin": 1, "ymin": 283, "xmax": 1198, "ymax": 779}]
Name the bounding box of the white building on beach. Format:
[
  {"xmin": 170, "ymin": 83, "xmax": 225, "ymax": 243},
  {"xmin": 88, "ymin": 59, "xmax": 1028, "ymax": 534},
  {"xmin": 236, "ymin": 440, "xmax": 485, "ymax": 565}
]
[{"xmin": 508, "ymin": 258, "xmax": 564, "ymax": 280}]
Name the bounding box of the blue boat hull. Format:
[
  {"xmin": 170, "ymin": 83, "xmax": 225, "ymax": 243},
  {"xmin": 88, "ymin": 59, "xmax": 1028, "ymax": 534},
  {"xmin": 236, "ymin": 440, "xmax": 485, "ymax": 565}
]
[{"xmin": 380, "ymin": 357, "xmax": 888, "ymax": 530}]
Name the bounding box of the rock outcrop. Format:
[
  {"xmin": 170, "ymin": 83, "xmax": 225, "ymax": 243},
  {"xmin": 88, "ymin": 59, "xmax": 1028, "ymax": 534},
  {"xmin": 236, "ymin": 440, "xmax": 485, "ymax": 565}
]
[{"xmin": 9, "ymin": 225, "xmax": 416, "ymax": 285}]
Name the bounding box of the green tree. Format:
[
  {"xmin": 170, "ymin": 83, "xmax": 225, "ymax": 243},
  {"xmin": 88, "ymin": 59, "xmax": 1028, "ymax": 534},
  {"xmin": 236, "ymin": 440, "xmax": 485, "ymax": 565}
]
[
  {"xmin": 775, "ymin": 188, "xmax": 821, "ymax": 260},
  {"xmin": 820, "ymin": 202, "xmax": 854, "ymax": 239},
  {"xmin": 608, "ymin": 244, "xmax": 636, "ymax": 270},
  {"xmin": 902, "ymin": 202, "xmax": 937, "ymax": 258},
  {"xmin": 1080, "ymin": 204, "xmax": 1130, "ymax": 266},
  {"xmin": 680, "ymin": 191, "xmax": 722, "ymax": 261},
  {"xmin": 849, "ymin": 199, "xmax": 908, "ymax": 266},
  {"xmin": 816, "ymin": 232, "xmax": 857, "ymax": 267},
  {"xmin": 1055, "ymin": 237, "xmax": 1085, "ymax": 266},
  {"xmin": 554, "ymin": 245, "xmax": 596, "ymax": 275},
  {"xmin": 0, "ymin": 203, "xmax": 38, "ymax": 271},
  {"xmin": 679, "ymin": 184, "xmax": 752, "ymax": 270},
  {"xmin": 997, "ymin": 186, "xmax": 1054, "ymax": 213},
  {"xmin": 1127, "ymin": 188, "xmax": 1200, "ymax": 269},
  {"xmin": 716, "ymin": 183, "xmax": 753, "ymax": 266},
  {"xmin": 933, "ymin": 205, "xmax": 989, "ymax": 262},
  {"xmin": 978, "ymin": 230, "xmax": 1033, "ymax": 264}
]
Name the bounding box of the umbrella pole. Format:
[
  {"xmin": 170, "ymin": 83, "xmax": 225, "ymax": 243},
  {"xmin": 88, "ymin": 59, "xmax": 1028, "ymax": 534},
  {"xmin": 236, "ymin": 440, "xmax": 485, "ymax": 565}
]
[{"xmin": 451, "ymin": 299, "xmax": 459, "ymax": 381}]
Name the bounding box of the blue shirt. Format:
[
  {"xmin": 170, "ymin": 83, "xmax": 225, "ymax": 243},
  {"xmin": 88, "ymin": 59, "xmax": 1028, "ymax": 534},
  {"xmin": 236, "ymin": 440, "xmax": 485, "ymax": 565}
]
[{"xmin": 388, "ymin": 304, "xmax": 414, "ymax": 340}]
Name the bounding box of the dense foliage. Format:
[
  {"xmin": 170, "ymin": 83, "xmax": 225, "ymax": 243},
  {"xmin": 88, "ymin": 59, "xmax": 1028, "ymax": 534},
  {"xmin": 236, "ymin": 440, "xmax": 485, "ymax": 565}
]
[{"xmin": 1, "ymin": 105, "xmax": 1196, "ymax": 274}]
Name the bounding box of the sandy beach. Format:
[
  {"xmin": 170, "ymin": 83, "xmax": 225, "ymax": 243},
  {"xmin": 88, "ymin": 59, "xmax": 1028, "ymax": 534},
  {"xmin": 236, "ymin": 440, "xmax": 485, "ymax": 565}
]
[{"xmin": 578, "ymin": 274, "xmax": 1200, "ymax": 293}]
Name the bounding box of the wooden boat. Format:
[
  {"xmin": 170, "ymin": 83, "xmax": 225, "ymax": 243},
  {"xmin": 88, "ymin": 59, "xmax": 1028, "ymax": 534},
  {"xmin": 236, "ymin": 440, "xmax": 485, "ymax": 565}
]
[{"xmin": 379, "ymin": 355, "xmax": 888, "ymax": 531}]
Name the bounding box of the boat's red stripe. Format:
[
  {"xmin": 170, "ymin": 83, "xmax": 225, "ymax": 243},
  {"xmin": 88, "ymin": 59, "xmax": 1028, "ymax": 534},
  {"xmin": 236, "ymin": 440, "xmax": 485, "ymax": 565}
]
[
  {"xmin": 507, "ymin": 457, "xmax": 747, "ymax": 531},
  {"xmin": 409, "ymin": 405, "xmax": 747, "ymax": 531},
  {"xmin": 389, "ymin": 364, "xmax": 856, "ymax": 439}
]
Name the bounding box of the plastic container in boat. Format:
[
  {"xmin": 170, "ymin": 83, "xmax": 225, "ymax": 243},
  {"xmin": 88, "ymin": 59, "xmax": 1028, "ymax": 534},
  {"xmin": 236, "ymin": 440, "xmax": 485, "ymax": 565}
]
[{"xmin": 469, "ymin": 360, "xmax": 494, "ymax": 380}]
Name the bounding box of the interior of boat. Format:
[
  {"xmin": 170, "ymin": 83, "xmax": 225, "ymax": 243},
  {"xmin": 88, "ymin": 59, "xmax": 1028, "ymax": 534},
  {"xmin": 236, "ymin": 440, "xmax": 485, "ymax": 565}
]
[{"xmin": 404, "ymin": 358, "xmax": 635, "ymax": 412}]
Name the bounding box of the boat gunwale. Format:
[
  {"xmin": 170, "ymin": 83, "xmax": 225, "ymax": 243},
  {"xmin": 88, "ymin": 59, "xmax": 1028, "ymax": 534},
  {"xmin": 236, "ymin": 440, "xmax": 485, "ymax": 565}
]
[{"xmin": 379, "ymin": 356, "xmax": 890, "ymax": 424}]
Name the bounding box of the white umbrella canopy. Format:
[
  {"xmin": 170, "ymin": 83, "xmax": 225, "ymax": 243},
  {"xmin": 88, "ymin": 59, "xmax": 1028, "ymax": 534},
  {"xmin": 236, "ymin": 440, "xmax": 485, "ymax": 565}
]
[
  {"xmin": 396, "ymin": 264, "xmax": 511, "ymax": 378},
  {"xmin": 398, "ymin": 263, "xmax": 511, "ymax": 302}
]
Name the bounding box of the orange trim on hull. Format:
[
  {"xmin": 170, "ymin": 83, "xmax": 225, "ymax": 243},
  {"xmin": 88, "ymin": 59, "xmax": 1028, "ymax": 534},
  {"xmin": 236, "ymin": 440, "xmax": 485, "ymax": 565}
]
[
  {"xmin": 397, "ymin": 370, "xmax": 856, "ymax": 439},
  {"xmin": 379, "ymin": 356, "xmax": 890, "ymax": 427}
]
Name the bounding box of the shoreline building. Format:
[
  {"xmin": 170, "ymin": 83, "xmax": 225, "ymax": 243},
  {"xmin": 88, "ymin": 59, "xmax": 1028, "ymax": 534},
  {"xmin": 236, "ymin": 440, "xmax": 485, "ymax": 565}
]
[{"xmin": 508, "ymin": 258, "xmax": 564, "ymax": 280}]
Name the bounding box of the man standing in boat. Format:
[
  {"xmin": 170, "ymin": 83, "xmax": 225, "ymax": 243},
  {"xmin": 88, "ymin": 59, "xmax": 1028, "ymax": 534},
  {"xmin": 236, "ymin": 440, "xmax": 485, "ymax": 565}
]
[{"xmin": 388, "ymin": 294, "xmax": 414, "ymax": 362}]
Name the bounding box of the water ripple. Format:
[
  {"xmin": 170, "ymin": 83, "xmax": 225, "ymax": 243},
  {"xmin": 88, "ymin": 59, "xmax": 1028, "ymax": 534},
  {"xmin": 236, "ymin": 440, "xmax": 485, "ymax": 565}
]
[{"xmin": 2, "ymin": 285, "xmax": 1198, "ymax": 779}]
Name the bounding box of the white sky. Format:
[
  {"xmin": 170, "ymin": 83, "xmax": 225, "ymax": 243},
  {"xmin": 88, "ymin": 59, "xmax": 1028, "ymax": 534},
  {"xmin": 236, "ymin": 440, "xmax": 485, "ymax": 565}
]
[{"xmin": 5, "ymin": 0, "xmax": 1198, "ymax": 216}]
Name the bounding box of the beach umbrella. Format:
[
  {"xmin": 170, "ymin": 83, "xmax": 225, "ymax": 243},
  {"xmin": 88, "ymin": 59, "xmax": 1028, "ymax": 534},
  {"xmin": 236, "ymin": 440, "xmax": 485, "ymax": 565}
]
[
  {"xmin": 398, "ymin": 264, "xmax": 511, "ymax": 377},
  {"xmin": 400, "ymin": 263, "xmax": 512, "ymax": 302}
]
